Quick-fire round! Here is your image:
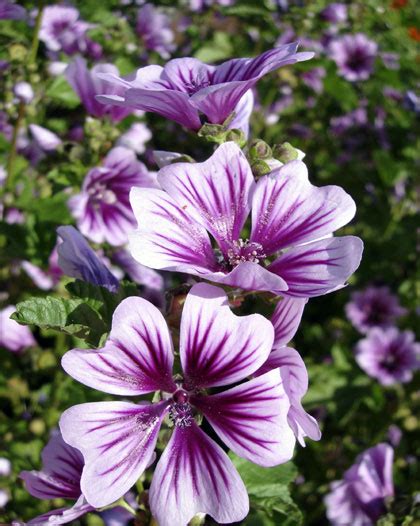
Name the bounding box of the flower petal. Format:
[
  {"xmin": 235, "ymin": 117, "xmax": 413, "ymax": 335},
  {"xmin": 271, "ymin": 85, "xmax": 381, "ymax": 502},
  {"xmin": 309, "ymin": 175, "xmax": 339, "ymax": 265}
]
[
  {"xmin": 149, "ymin": 422, "xmax": 249, "ymax": 526},
  {"xmin": 158, "ymin": 142, "xmax": 255, "ymax": 252},
  {"xmin": 27, "ymin": 495, "xmax": 93, "ymax": 526},
  {"xmin": 250, "ymin": 161, "xmax": 356, "ymax": 255},
  {"xmin": 20, "ymin": 431, "xmax": 83, "ymax": 500},
  {"xmin": 57, "ymin": 226, "xmax": 120, "ymax": 292},
  {"xmin": 206, "ymin": 261, "xmax": 288, "ymax": 295},
  {"xmin": 62, "ymin": 296, "xmax": 176, "ymax": 395},
  {"xmin": 129, "ymin": 187, "xmax": 217, "ymax": 274},
  {"xmin": 161, "ymin": 57, "xmax": 214, "ymax": 92},
  {"xmin": 60, "ymin": 401, "xmax": 167, "ymax": 508},
  {"xmin": 229, "ymin": 89, "xmax": 254, "ymax": 137},
  {"xmin": 193, "ymin": 370, "xmax": 295, "ymax": 466},
  {"xmin": 257, "ymin": 348, "xmax": 321, "ymax": 445},
  {"xmin": 271, "ymin": 296, "xmax": 307, "ymax": 347},
  {"xmin": 181, "ymin": 283, "xmax": 274, "ymax": 389},
  {"xmin": 269, "ymin": 236, "xmax": 364, "ymax": 297}
]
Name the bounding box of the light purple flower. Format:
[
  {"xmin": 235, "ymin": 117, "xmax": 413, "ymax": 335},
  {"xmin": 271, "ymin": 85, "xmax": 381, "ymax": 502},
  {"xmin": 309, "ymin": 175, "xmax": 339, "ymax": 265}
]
[
  {"xmin": 320, "ymin": 3, "xmax": 348, "ymax": 24},
  {"xmin": 257, "ymin": 296, "xmax": 321, "ymax": 446},
  {"xmin": 0, "ymin": 0, "xmax": 26, "ymax": 20},
  {"xmin": 60, "ymin": 283, "xmax": 295, "ymax": 524},
  {"xmin": 0, "ymin": 458, "xmax": 11, "ymax": 477},
  {"xmin": 329, "ymin": 34, "xmax": 378, "ymax": 82},
  {"xmin": 325, "ymin": 443, "xmax": 394, "ymax": 525},
  {"xmin": 345, "ymin": 286, "xmax": 406, "ymax": 334},
  {"xmin": 57, "ymin": 226, "xmax": 120, "ymax": 292},
  {"xmin": 97, "ymin": 43, "xmax": 313, "ymax": 129},
  {"xmin": 29, "ymin": 124, "xmax": 62, "ymax": 151},
  {"xmin": 66, "ymin": 57, "xmax": 132, "ymax": 122},
  {"xmin": 129, "ymin": 142, "xmax": 363, "ymax": 297},
  {"xmin": 136, "ymin": 4, "xmax": 175, "ymax": 59},
  {"xmin": 39, "ymin": 5, "xmax": 97, "ymax": 56},
  {"xmin": 111, "ymin": 248, "xmax": 163, "ymax": 291},
  {"xmin": 117, "ymin": 122, "xmax": 152, "ymax": 154},
  {"xmin": 69, "ymin": 147, "xmax": 157, "ymax": 247},
  {"xmin": 387, "ymin": 425, "xmax": 402, "ymax": 447},
  {"xmin": 13, "ymin": 81, "xmax": 33, "ymax": 103},
  {"xmin": 355, "ymin": 327, "xmax": 420, "ymax": 386},
  {"xmin": 20, "ymin": 430, "xmax": 94, "ymax": 525},
  {"xmin": 330, "ymin": 106, "xmax": 368, "ymax": 135},
  {"xmin": 0, "ymin": 305, "xmax": 36, "ymax": 353}
]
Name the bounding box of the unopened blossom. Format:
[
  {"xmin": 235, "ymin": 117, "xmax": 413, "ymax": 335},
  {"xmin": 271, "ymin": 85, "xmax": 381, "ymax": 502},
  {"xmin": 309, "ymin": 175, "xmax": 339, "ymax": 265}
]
[
  {"xmin": 60, "ymin": 283, "xmax": 295, "ymax": 525},
  {"xmin": 257, "ymin": 296, "xmax": 321, "ymax": 445},
  {"xmin": 39, "ymin": 5, "xmax": 99, "ymax": 57},
  {"xmin": 117, "ymin": 122, "xmax": 152, "ymax": 154},
  {"xmin": 13, "ymin": 82, "xmax": 33, "ymax": 103},
  {"xmin": 0, "ymin": 458, "xmax": 11, "ymax": 477},
  {"xmin": 69, "ymin": 147, "xmax": 157, "ymax": 246},
  {"xmin": 129, "ymin": 142, "xmax": 363, "ymax": 297},
  {"xmin": 325, "ymin": 443, "xmax": 394, "ymax": 525},
  {"xmin": 97, "ymin": 43, "xmax": 313, "ymax": 129},
  {"xmin": 136, "ymin": 4, "xmax": 175, "ymax": 59},
  {"xmin": 66, "ymin": 57, "xmax": 132, "ymax": 122},
  {"xmin": 57, "ymin": 226, "xmax": 120, "ymax": 292},
  {"xmin": 0, "ymin": 0, "xmax": 26, "ymax": 20},
  {"xmin": 0, "ymin": 305, "xmax": 36, "ymax": 353},
  {"xmin": 345, "ymin": 285, "xmax": 406, "ymax": 334},
  {"xmin": 20, "ymin": 430, "xmax": 94, "ymax": 525},
  {"xmin": 320, "ymin": 3, "xmax": 347, "ymax": 24},
  {"xmin": 29, "ymin": 124, "xmax": 62, "ymax": 152},
  {"xmin": 329, "ymin": 34, "xmax": 378, "ymax": 82},
  {"xmin": 355, "ymin": 327, "xmax": 419, "ymax": 386}
]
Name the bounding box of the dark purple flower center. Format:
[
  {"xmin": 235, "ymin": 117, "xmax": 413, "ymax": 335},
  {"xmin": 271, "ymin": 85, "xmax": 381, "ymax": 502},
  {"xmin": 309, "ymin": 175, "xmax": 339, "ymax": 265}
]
[
  {"xmin": 346, "ymin": 48, "xmax": 372, "ymax": 72},
  {"xmin": 226, "ymin": 238, "xmax": 266, "ymax": 267},
  {"xmin": 184, "ymin": 79, "xmax": 211, "ymax": 95},
  {"xmin": 169, "ymin": 389, "xmax": 194, "ymax": 427}
]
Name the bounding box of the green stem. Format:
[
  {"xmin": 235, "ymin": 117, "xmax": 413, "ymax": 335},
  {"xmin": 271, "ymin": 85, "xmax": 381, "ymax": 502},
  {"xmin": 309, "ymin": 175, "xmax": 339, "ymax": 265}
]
[{"xmin": 6, "ymin": 5, "xmax": 43, "ymax": 183}]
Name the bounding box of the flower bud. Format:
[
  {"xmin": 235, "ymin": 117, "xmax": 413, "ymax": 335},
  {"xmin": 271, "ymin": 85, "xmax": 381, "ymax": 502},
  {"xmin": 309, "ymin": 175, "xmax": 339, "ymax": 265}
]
[
  {"xmin": 272, "ymin": 142, "xmax": 299, "ymax": 163},
  {"xmin": 249, "ymin": 139, "xmax": 272, "ymax": 160},
  {"xmin": 251, "ymin": 160, "xmax": 271, "ymax": 178},
  {"xmin": 225, "ymin": 128, "xmax": 247, "ymax": 148},
  {"xmin": 13, "ymin": 81, "xmax": 34, "ymax": 103}
]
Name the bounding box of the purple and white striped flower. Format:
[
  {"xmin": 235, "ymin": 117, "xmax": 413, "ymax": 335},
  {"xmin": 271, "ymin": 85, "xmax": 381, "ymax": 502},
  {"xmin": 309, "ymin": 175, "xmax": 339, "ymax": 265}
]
[
  {"xmin": 325, "ymin": 443, "xmax": 394, "ymax": 525},
  {"xmin": 129, "ymin": 142, "xmax": 363, "ymax": 297},
  {"xmin": 20, "ymin": 430, "xmax": 94, "ymax": 525},
  {"xmin": 257, "ymin": 297, "xmax": 321, "ymax": 445},
  {"xmin": 96, "ymin": 43, "xmax": 313, "ymax": 129},
  {"xmin": 136, "ymin": 3, "xmax": 175, "ymax": 59},
  {"xmin": 0, "ymin": 0, "xmax": 26, "ymax": 20},
  {"xmin": 329, "ymin": 34, "xmax": 378, "ymax": 82},
  {"xmin": 60, "ymin": 283, "xmax": 295, "ymax": 524},
  {"xmin": 355, "ymin": 327, "xmax": 420, "ymax": 386},
  {"xmin": 66, "ymin": 57, "xmax": 133, "ymax": 122},
  {"xmin": 345, "ymin": 285, "xmax": 407, "ymax": 334},
  {"xmin": 39, "ymin": 6, "xmax": 98, "ymax": 57},
  {"xmin": 0, "ymin": 305, "xmax": 36, "ymax": 353},
  {"xmin": 69, "ymin": 147, "xmax": 157, "ymax": 247}
]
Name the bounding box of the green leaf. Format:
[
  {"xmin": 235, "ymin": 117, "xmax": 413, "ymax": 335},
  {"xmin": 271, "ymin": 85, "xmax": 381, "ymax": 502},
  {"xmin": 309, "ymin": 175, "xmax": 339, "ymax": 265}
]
[
  {"xmin": 66, "ymin": 280, "xmax": 118, "ymax": 326},
  {"xmin": 46, "ymin": 76, "xmax": 80, "ymax": 108},
  {"xmin": 194, "ymin": 32, "xmax": 233, "ymax": 63},
  {"xmin": 11, "ymin": 296, "xmax": 107, "ymax": 346}
]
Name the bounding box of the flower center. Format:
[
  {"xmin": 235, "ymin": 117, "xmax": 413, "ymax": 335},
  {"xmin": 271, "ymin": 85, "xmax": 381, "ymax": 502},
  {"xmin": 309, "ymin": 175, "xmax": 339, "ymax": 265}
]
[
  {"xmin": 226, "ymin": 238, "xmax": 266, "ymax": 267},
  {"xmin": 169, "ymin": 389, "xmax": 194, "ymax": 428},
  {"xmin": 184, "ymin": 79, "xmax": 211, "ymax": 95},
  {"xmin": 88, "ymin": 182, "xmax": 117, "ymax": 205}
]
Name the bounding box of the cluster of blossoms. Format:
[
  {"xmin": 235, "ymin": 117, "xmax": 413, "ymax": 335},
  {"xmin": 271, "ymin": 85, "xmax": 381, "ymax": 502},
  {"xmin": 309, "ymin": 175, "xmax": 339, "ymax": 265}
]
[
  {"xmin": 346, "ymin": 286, "xmax": 419, "ymax": 386},
  {"xmin": 1, "ymin": 1, "xmax": 416, "ymax": 524}
]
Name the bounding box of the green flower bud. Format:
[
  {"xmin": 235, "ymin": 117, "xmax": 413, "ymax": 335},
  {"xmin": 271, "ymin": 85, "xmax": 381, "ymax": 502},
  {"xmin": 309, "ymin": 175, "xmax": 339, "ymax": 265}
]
[
  {"xmin": 251, "ymin": 160, "xmax": 271, "ymax": 178},
  {"xmin": 272, "ymin": 142, "xmax": 299, "ymax": 163},
  {"xmin": 249, "ymin": 139, "xmax": 272, "ymax": 160}
]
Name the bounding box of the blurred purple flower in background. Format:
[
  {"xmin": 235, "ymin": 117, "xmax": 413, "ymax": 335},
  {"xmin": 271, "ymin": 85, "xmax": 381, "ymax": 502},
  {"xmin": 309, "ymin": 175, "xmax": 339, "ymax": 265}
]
[
  {"xmin": 116, "ymin": 122, "xmax": 152, "ymax": 154},
  {"xmin": 329, "ymin": 34, "xmax": 378, "ymax": 82},
  {"xmin": 0, "ymin": 0, "xmax": 26, "ymax": 20},
  {"xmin": 29, "ymin": 124, "xmax": 62, "ymax": 152},
  {"xmin": 345, "ymin": 285, "xmax": 406, "ymax": 333},
  {"xmin": 66, "ymin": 57, "xmax": 132, "ymax": 122},
  {"xmin": 0, "ymin": 305, "xmax": 36, "ymax": 353},
  {"xmin": 13, "ymin": 82, "xmax": 34, "ymax": 103},
  {"xmin": 129, "ymin": 142, "xmax": 362, "ymax": 297},
  {"xmin": 60, "ymin": 283, "xmax": 295, "ymax": 524},
  {"xmin": 355, "ymin": 327, "xmax": 420, "ymax": 386},
  {"xmin": 325, "ymin": 443, "xmax": 394, "ymax": 525},
  {"xmin": 20, "ymin": 430, "xmax": 94, "ymax": 525},
  {"xmin": 97, "ymin": 43, "xmax": 313, "ymax": 129},
  {"xmin": 69, "ymin": 147, "xmax": 157, "ymax": 246},
  {"xmin": 39, "ymin": 5, "xmax": 101, "ymax": 58},
  {"xmin": 302, "ymin": 67, "xmax": 326, "ymax": 94},
  {"xmin": 320, "ymin": 3, "xmax": 348, "ymax": 24},
  {"xmin": 136, "ymin": 3, "xmax": 175, "ymax": 59}
]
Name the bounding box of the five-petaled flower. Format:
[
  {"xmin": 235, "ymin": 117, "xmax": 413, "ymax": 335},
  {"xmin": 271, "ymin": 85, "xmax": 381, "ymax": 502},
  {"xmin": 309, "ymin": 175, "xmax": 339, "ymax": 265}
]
[
  {"xmin": 96, "ymin": 43, "xmax": 313, "ymax": 129},
  {"xmin": 60, "ymin": 283, "xmax": 295, "ymax": 526},
  {"xmin": 129, "ymin": 141, "xmax": 363, "ymax": 297}
]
